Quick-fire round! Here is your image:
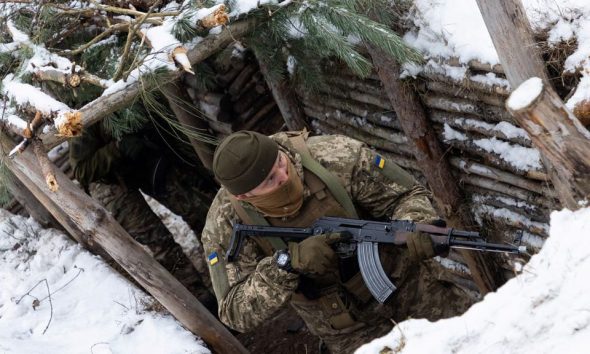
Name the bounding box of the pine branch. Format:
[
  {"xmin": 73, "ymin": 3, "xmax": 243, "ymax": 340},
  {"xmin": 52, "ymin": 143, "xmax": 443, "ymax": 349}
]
[
  {"xmin": 320, "ymin": 6, "xmax": 423, "ymax": 64},
  {"xmin": 301, "ymin": 10, "xmax": 372, "ymax": 77}
]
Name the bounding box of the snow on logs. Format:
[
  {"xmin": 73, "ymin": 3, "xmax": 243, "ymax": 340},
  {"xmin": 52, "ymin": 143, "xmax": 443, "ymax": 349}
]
[{"xmin": 1, "ymin": 80, "xmax": 82, "ymax": 138}]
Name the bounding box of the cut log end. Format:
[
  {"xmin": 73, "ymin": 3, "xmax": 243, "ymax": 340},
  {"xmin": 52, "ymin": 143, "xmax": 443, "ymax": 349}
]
[
  {"xmin": 56, "ymin": 111, "xmax": 83, "ymax": 137},
  {"xmin": 67, "ymin": 74, "xmax": 81, "ymax": 88},
  {"xmin": 46, "ymin": 174, "xmax": 59, "ymax": 192},
  {"xmin": 573, "ymin": 99, "xmax": 590, "ymax": 126},
  {"xmin": 506, "ymin": 77, "xmax": 543, "ymax": 112},
  {"xmin": 198, "ymin": 4, "xmax": 229, "ymax": 29}
]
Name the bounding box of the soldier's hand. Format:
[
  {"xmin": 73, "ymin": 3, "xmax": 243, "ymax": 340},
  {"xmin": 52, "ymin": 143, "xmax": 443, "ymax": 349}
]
[
  {"xmin": 288, "ymin": 233, "xmax": 341, "ymax": 275},
  {"xmin": 406, "ymin": 231, "xmax": 436, "ymax": 261}
]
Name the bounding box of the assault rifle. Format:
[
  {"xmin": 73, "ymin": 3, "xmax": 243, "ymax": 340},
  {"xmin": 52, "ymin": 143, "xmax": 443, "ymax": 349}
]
[{"xmin": 227, "ymin": 216, "xmax": 526, "ymax": 303}]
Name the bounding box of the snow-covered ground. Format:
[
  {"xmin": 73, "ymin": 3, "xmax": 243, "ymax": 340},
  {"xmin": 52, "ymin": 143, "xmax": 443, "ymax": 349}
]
[
  {"xmin": 0, "ymin": 209, "xmax": 209, "ymax": 354},
  {"xmin": 357, "ymin": 207, "xmax": 590, "ymax": 354}
]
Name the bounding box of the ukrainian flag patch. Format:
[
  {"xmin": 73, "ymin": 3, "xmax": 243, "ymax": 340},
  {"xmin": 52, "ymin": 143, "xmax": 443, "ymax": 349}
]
[
  {"xmin": 208, "ymin": 252, "xmax": 219, "ymax": 266},
  {"xmin": 374, "ymin": 155, "xmax": 385, "ymax": 169}
]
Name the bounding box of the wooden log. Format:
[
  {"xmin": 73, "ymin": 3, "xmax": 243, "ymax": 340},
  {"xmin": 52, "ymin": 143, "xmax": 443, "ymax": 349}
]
[
  {"xmin": 439, "ymin": 131, "xmax": 546, "ymax": 181},
  {"xmin": 473, "ymin": 203, "xmax": 549, "ymax": 237},
  {"xmin": 233, "ymin": 83, "xmax": 266, "ymax": 114},
  {"xmin": 215, "ymin": 59, "xmax": 246, "ymax": 87},
  {"xmin": 467, "ymin": 190, "xmax": 550, "ymax": 223},
  {"xmin": 227, "ymin": 63, "xmax": 258, "ymax": 97},
  {"xmin": 445, "ymin": 57, "xmax": 505, "ymax": 75},
  {"xmin": 422, "ymin": 95, "xmax": 515, "ymax": 123},
  {"xmin": 418, "ymin": 70, "xmax": 511, "ymax": 97},
  {"xmin": 449, "ymin": 157, "xmax": 554, "ymax": 197},
  {"xmin": 476, "ymin": 0, "xmax": 590, "ymax": 209},
  {"xmin": 241, "ymin": 101, "xmax": 278, "ymax": 131},
  {"xmin": 303, "ymin": 101, "xmax": 407, "ymax": 144},
  {"xmin": 1, "ymin": 136, "xmax": 249, "ymax": 354},
  {"xmin": 32, "ymin": 139, "xmax": 58, "ymax": 192},
  {"xmin": 161, "ymin": 82, "xmax": 215, "ymax": 170},
  {"xmin": 305, "ymin": 109, "xmax": 416, "ymax": 157},
  {"xmin": 460, "ymin": 174, "xmax": 556, "ymax": 210},
  {"xmin": 255, "ymin": 53, "xmax": 309, "ymax": 131},
  {"xmin": 300, "ymin": 93, "xmax": 401, "ymax": 130},
  {"xmin": 316, "ymin": 81, "xmax": 392, "ymax": 111},
  {"xmin": 238, "ymin": 93, "xmax": 275, "ymax": 122},
  {"xmin": 40, "ymin": 19, "xmax": 257, "ymax": 149},
  {"xmin": 234, "ymin": 72, "xmax": 264, "ymax": 102},
  {"xmin": 506, "ymin": 78, "xmax": 590, "ymax": 208},
  {"xmin": 425, "ymin": 80, "xmax": 506, "ymax": 108},
  {"xmin": 429, "ymin": 110, "xmax": 532, "ymax": 148},
  {"xmin": 33, "ymin": 68, "xmax": 109, "ymax": 89}
]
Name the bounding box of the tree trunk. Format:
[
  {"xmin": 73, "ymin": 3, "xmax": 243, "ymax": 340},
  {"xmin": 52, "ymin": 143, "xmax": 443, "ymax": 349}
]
[
  {"xmin": 367, "ymin": 44, "xmax": 503, "ymax": 294},
  {"xmin": 476, "ymin": 0, "xmax": 590, "ymax": 208},
  {"xmin": 1, "ymin": 136, "xmax": 249, "ymax": 354},
  {"xmin": 254, "ymin": 53, "xmax": 309, "ymax": 131},
  {"xmin": 161, "ymin": 81, "xmax": 215, "ymax": 170}
]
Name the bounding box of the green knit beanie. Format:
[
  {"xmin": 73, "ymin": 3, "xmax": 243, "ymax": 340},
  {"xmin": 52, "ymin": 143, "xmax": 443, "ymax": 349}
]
[{"xmin": 213, "ymin": 131, "xmax": 279, "ymax": 195}]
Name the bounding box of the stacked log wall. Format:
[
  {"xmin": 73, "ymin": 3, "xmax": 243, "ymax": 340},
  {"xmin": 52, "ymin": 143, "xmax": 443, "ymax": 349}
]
[{"xmin": 294, "ymin": 59, "xmax": 557, "ymax": 256}]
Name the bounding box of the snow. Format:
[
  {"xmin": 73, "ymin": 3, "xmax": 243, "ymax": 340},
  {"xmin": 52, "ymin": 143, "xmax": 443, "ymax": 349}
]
[
  {"xmin": 357, "ymin": 207, "xmax": 590, "ymax": 354},
  {"xmin": 0, "ymin": 210, "xmax": 209, "ymax": 354},
  {"xmin": 473, "ymin": 137, "xmax": 542, "ymax": 171},
  {"xmin": 506, "ymin": 77, "xmax": 544, "ymax": 111},
  {"xmin": 1, "ymin": 76, "xmax": 71, "ymax": 116}
]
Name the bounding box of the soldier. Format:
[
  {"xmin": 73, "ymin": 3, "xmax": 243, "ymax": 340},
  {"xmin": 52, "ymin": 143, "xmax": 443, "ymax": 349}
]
[
  {"xmin": 69, "ymin": 122, "xmax": 217, "ymax": 311},
  {"xmin": 202, "ymin": 130, "xmax": 474, "ymax": 353}
]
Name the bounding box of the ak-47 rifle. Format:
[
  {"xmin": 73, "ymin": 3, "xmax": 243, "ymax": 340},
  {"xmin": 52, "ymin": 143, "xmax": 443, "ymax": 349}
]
[{"xmin": 227, "ymin": 216, "xmax": 526, "ymax": 303}]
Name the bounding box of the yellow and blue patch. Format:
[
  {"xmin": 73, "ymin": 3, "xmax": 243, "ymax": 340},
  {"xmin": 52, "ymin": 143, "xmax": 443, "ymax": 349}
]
[
  {"xmin": 374, "ymin": 155, "xmax": 385, "ymax": 169},
  {"xmin": 208, "ymin": 252, "xmax": 219, "ymax": 266}
]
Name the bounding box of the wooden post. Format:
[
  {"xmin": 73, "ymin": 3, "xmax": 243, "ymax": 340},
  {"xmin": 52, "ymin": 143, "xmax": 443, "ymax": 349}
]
[
  {"xmin": 366, "ymin": 44, "xmax": 503, "ymax": 294},
  {"xmin": 254, "ymin": 53, "xmax": 309, "ymax": 131},
  {"xmin": 1, "ymin": 137, "xmax": 249, "ymax": 354},
  {"xmin": 476, "ymin": 0, "xmax": 590, "ymax": 208},
  {"xmin": 161, "ymin": 81, "xmax": 215, "ymax": 170},
  {"xmin": 506, "ymin": 78, "xmax": 590, "ymax": 208}
]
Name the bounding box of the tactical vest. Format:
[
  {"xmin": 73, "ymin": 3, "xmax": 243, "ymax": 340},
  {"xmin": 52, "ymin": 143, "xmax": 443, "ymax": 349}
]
[{"xmin": 229, "ymin": 131, "xmax": 417, "ymax": 331}]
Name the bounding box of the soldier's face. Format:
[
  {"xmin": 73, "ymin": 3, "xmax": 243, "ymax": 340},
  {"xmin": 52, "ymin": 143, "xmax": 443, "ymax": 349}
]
[{"xmin": 240, "ymin": 152, "xmax": 289, "ymax": 198}]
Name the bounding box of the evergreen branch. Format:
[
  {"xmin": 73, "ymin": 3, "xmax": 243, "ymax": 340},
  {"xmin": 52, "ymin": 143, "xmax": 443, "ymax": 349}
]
[
  {"xmin": 320, "ymin": 6, "xmax": 423, "ymax": 64},
  {"xmin": 301, "ymin": 11, "xmax": 372, "ymax": 77}
]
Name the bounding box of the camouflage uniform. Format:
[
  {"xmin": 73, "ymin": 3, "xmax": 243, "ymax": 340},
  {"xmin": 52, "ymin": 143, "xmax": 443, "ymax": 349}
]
[
  {"xmin": 202, "ymin": 133, "xmax": 473, "ymax": 353},
  {"xmin": 69, "ymin": 123, "xmax": 216, "ymax": 309}
]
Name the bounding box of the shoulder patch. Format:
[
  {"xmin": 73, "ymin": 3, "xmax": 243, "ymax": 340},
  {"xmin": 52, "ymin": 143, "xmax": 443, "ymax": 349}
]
[
  {"xmin": 374, "ymin": 155, "xmax": 385, "ymax": 169},
  {"xmin": 208, "ymin": 252, "xmax": 219, "ymax": 266}
]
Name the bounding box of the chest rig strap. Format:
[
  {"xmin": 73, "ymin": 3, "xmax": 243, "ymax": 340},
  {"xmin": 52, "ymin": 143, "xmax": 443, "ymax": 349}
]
[{"xmin": 288, "ymin": 133, "xmax": 358, "ymax": 219}]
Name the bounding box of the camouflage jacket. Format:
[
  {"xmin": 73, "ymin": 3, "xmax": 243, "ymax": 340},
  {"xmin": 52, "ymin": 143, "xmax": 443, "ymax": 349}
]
[{"xmin": 202, "ymin": 133, "xmax": 440, "ymax": 336}]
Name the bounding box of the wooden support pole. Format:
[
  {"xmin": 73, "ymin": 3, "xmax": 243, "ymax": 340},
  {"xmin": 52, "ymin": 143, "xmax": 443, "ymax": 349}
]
[
  {"xmin": 161, "ymin": 81, "xmax": 215, "ymax": 170},
  {"xmin": 476, "ymin": 0, "xmax": 590, "ymax": 208},
  {"xmin": 366, "ymin": 43, "xmax": 503, "ymax": 294},
  {"xmin": 254, "ymin": 52, "xmax": 309, "ymax": 131},
  {"xmin": 1, "ymin": 137, "xmax": 249, "ymax": 354}
]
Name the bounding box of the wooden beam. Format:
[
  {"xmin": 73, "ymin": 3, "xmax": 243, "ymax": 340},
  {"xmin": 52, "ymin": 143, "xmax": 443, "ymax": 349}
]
[
  {"xmin": 476, "ymin": 0, "xmax": 590, "ymax": 208},
  {"xmin": 1, "ymin": 136, "xmax": 249, "ymax": 354},
  {"xmin": 254, "ymin": 52, "xmax": 309, "ymax": 131}
]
